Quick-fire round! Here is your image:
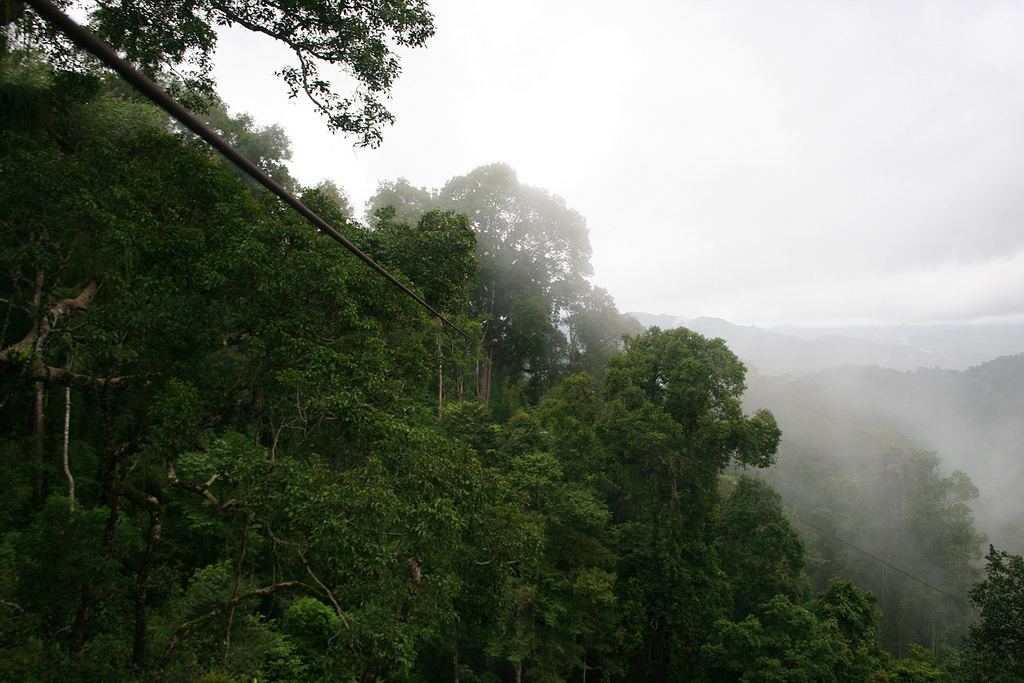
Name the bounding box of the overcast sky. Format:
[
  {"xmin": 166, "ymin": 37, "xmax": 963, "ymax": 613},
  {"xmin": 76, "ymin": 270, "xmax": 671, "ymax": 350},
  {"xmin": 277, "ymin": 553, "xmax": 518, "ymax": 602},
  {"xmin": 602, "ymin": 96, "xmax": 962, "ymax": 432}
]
[{"xmin": 210, "ymin": 0, "xmax": 1024, "ymax": 328}]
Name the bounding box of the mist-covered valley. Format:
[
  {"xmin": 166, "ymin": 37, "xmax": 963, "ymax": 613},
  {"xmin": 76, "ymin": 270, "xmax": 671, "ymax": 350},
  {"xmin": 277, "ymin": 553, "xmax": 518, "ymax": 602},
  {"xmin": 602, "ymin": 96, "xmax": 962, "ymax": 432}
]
[
  {"xmin": 635, "ymin": 313, "xmax": 1024, "ymax": 551},
  {"xmin": 629, "ymin": 313, "xmax": 1024, "ymax": 657}
]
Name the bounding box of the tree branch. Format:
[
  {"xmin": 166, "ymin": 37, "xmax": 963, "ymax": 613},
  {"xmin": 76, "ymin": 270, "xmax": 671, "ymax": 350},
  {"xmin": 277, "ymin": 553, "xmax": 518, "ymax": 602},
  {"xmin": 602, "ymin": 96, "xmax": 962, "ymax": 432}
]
[
  {"xmin": 297, "ymin": 549, "xmax": 349, "ymax": 629},
  {"xmin": 4, "ymin": 279, "xmax": 100, "ymax": 355},
  {"xmin": 113, "ymin": 480, "xmax": 163, "ymax": 515},
  {"xmin": 166, "ymin": 462, "xmax": 249, "ymax": 513},
  {"xmin": 160, "ymin": 581, "xmax": 328, "ymax": 669},
  {"xmin": 20, "ymin": 362, "xmax": 138, "ymax": 388}
]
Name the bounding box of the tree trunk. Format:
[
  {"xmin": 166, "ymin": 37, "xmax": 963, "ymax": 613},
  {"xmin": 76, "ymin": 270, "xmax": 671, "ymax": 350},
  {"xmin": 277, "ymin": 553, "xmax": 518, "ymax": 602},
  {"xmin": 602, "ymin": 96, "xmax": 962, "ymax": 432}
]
[
  {"xmin": 478, "ymin": 343, "xmax": 495, "ymax": 406},
  {"xmin": 32, "ymin": 380, "xmax": 45, "ymax": 505},
  {"xmin": 63, "ymin": 385, "xmax": 74, "ymax": 516},
  {"xmin": 133, "ymin": 511, "xmax": 163, "ymax": 670},
  {"xmin": 437, "ymin": 332, "xmax": 444, "ymax": 417},
  {"xmin": 69, "ymin": 583, "xmax": 94, "ymax": 653},
  {"xmin": 72, "ymin": 453, "xmax": 123, "ymax": 652},
  {"xmin": 452, "ymin": 619, "xmax": 460, "ymax": 683},
  {"xmin": 224, "ymin": 517, "xmax": 250, "ymax": 666}
]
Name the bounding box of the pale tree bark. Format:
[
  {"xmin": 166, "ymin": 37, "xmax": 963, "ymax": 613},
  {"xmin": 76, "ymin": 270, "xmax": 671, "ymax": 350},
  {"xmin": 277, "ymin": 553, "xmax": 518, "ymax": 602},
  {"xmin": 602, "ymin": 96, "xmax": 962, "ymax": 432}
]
[
  {"xmin": 29, "ymin": 271, "xmax": 47, "ymax": 504},
  {"xmin": 477, "ymin": 344, "xmax": 494, "ymax": 406},
  {"xmin": 0, "ymin": 280, "xmax": 125, "ymax": 390},
  {"xmin": 2, "ymin": 279, "xmax": 100, "ymax": 360},
  {"xmin": 63, "ymin": 385, "xmax": 74, "ymax": 516}
]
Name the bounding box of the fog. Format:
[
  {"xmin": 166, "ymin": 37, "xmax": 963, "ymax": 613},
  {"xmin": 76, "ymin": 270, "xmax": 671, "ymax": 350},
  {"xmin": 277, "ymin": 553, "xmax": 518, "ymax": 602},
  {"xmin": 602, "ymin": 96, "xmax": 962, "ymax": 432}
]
[
  {"xmin": 700, "ymin": 320, "xmax": 1024, "ymax": 558},
  {"xmin": 211, "ymin": 0, "xmax": 1024, "ymax": 329}
]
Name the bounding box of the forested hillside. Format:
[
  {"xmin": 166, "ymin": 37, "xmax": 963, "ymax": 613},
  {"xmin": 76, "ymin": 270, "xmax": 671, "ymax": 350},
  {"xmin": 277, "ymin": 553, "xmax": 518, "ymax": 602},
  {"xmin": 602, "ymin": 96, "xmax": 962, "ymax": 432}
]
[
  {"xmin": 806, "ymin": 357, "xmax": 1024, "ymax": 548},
  {"xmin": 743, "ymin": 375, "xmax": 986, "ymax": 655},
  {"xmin": 3, "ymin": 3, "xmax": 1023, "ymax": 682}
]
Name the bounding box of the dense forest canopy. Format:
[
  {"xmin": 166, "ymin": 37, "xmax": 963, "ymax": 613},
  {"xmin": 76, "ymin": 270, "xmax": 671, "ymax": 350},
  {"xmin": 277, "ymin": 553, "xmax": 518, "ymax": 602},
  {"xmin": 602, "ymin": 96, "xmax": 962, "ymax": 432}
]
[{"xmin": 2, "ymin": 4, "xmax": 1023, "ymax": 682}]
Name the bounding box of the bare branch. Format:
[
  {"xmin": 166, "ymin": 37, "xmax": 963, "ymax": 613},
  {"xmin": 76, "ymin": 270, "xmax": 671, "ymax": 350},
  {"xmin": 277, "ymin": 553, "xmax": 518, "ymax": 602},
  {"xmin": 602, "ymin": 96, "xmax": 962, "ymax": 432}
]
[
  {"xmin": 297, "ymin": 549, "xmax": 349, "ymax": 629},
  {"xmin": 22, "ymin": 362, "xmax": 138, "ymax": 388},
  {"xmin": 0, "ymin": 598, "xmax": 27, "ymax": 613}
]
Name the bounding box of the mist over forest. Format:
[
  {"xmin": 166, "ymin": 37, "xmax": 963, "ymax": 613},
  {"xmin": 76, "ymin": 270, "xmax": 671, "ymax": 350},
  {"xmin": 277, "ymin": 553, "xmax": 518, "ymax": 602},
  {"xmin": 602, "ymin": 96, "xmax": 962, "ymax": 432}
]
[
  {"xmin": 634, "ymin": 313, "xmax": 1024, "ymax": 554},
  {"xmin": 3, "ymin": 2, "xmax": 1024, "ymax": 682}
]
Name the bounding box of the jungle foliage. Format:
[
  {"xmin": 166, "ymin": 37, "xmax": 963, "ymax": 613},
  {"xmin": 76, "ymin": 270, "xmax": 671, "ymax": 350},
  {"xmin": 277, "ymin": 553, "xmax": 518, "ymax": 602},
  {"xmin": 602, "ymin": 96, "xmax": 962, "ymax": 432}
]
[{"xmin": 1, "ymin": 33, "xmax": 1019, "ymax": 683}]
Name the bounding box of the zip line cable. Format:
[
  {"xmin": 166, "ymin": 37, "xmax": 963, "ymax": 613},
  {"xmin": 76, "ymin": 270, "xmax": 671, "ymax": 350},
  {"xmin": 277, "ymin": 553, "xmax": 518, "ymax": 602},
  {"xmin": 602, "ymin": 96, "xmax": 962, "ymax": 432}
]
[
  {"xmin": 783, "ymin": 509, "xmax": 980, "ymax": 614},
  {"xmin": 671, "ymin": 450, "xmax": 981, "ymax": 614},
  {"xmin": 23, "ymin": 0, "xmax": 475, "ymax": 343}
]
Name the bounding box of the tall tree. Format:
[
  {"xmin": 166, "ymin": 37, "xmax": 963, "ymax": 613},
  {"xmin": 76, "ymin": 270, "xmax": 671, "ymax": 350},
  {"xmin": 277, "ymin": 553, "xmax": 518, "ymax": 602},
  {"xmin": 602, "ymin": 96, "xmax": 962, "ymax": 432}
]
[
  {"xmin": 563, "ymin": 284, "xmax": 641, "ymax": 383},
  {"xmin": 200, "ymin": 97, "xmax": 299, "ymax": 195},
  {"xmin": 437, "ymin": 163, "xmax": 591, "ymax": 404},
  {"xmin": 367, "ymin": 164, "xmax": 639, "ymax": 404},
  {"xmin": 743, "ymin": 373, "xmax": 987, "ymax": 655},
  {"xmin": 600, "ymin": 327, "xmax": 781, "ymax": 679},
  {"xmin": 713, "ymin": 474, "xmax": 808, "ymax": 621},
  {"xmin": 484, "ymin": 412, "xmax": 620, "ymax": 682},
  {"xmin": 702, "ymin": 581, "xmax": 890, "ymax": 683},
  {"xmin": 356, "ymin": 205, "xmax": 479, "ymax": 410},
  {"xmin": 366, "ymin": 177, "xmax": 436, "ymax": 228},
  {"xmin": 953, "ymin": 547, "xmax": 1024, "ymax": 682}
]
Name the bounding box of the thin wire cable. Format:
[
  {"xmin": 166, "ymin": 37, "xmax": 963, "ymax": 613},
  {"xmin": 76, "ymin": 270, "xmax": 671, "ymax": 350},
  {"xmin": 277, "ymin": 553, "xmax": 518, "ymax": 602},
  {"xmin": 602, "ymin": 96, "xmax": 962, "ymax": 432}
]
[
  {"xmin": 783, "ymin": 509, "xmax": 979, "ymax": 614},
  {"xmin": 23, "ymin": 0, "xmax": 474, "ymax": 343},
  {"xmin": 671, "ymin": 449, "xmax": 980, "ymax": 614}
]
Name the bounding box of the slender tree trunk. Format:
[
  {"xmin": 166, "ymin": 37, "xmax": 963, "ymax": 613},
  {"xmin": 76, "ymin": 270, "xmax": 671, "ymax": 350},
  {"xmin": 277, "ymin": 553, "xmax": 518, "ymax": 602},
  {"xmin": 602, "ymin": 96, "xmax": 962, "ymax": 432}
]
[
  {"xmin": 437, "ymin": 332, "xmax": 444, "ymax": 417},
  {"xmin": 30, "ymin": 269, "xmax": 45, "ymax": 504},
  {"xmin": 72, "ymin": 389, "xmax": 124, "ymax": 653},
  {"xmin": 71, "ymin": 456, "xmax": 123, "ymax": 652},
  {"xmin": 451, "ymin": 619, "xmax": 460, "ymax": 683},
  {"xmin": 224, "ymin": 517, "xmax": 250, "ymax": 666},
  {"xmin": 476, "ymin": 320, "xmax": 495, "ymax": 405},
  {"xmin": 63, "ymin": 385, "xmax": 74, "ymax": 516},
  {"xmin": 33, "ymin": 380, "xmax": 45, "ymax": 504},
  {"xmin": 69, "ymin": 583, "xmax": 94, "ymax": 653},
  {"xmin": 133, "ymin": 511, "xmax": 163, "ymax": 670},
  {"xmin": 478, "ymin": 343, "xmax": 494, "ymax": 406}
]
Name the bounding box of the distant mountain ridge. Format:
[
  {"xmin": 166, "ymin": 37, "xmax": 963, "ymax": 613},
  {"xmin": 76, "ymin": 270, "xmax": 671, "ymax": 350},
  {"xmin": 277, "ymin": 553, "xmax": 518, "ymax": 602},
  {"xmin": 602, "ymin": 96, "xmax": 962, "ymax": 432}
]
[{"xmin": 628, "ymin": 312, "xmax": 1024, "ymax": 375}]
